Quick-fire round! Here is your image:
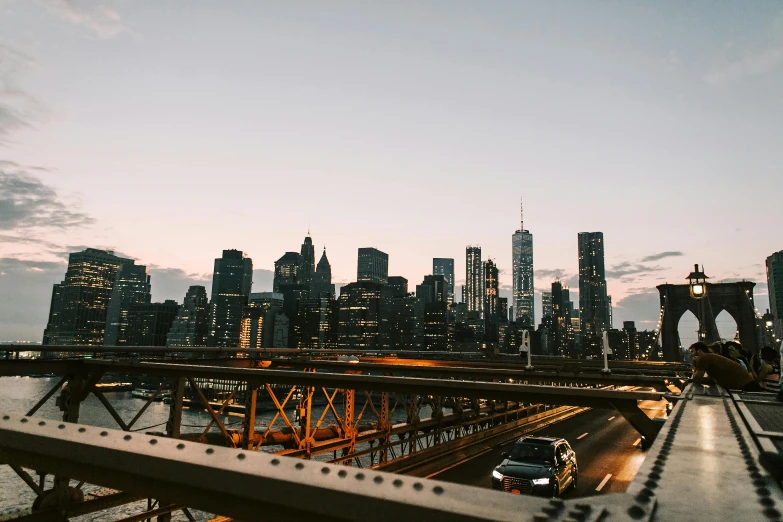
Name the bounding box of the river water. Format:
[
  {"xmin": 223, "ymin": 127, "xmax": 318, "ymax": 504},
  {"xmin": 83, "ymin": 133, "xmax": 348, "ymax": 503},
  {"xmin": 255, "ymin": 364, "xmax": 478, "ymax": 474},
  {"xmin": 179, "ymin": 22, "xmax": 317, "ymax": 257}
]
[{"xmin": 0, "ymin": 375, "xmax": 431, "ymax": 521}]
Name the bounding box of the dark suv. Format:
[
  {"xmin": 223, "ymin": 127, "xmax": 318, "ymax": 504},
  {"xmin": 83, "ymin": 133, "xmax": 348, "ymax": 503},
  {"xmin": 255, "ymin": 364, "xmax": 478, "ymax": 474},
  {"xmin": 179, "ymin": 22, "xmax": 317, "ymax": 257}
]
[{"xmin": 491, "ymin": 436, "xmax": 577, "ymax": 496}]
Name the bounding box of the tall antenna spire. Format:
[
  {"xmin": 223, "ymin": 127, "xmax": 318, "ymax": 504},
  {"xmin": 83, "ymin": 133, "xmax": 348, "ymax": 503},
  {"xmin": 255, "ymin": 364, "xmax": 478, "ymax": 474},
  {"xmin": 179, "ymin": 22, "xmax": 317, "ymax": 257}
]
[{"xmin": 520, "ymin": 197, "xmax": 524, "ymax": 231}]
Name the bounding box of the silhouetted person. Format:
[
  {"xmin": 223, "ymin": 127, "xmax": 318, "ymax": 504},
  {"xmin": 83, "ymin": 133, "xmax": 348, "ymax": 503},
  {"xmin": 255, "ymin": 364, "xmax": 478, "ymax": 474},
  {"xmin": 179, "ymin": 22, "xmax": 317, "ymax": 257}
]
[{"xmin": 750, "ymin": 346, "xmax": 778, "ymax": 386}]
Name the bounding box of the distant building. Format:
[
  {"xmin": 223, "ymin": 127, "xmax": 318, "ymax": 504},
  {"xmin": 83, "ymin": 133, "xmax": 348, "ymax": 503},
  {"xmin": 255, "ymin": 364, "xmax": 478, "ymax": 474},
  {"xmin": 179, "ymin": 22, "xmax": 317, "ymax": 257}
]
[
  {"xmin": 167, "ymin": 285, "xmax": 209, "ymax": 348},
  {"xmin": 767, "ymin": 250, "xmax": 783, "ymax": 340},
  {"xmin": 337, "ymin": 281, "xmax": 388, "ymax": 350},
  {"xmin": 578, "ymin": 232, "xmax": 610, "ymax": 339},
  {"xmin": 357, "ymin": 247, "xmax": 389, "ymax": 285},
  {"xmin": 416, "ymin": 275, "xmax": 449, "ymax": 305},
  {"xmin": 274, "ymin": 252, "xmax": 302, "ymax": 292},
  {"xmin": 484, "ymin": 260, "xmax": 499, "ymax": 342},
  {"xmin": 551, "ymin": 281, "xmax": 572, "ymax": 357},
  {"xmin": 43, "ymin": 248, "xmax": 133, "ymax": 346},
  {"xmin": 207, "ymin": 249, "xmax": 253, "ymax": 347},
  {"xmin": 417, "ymin": 275, "xmax": 449, "ymax": 351},
  {"xmin": 541, "ymin": 291, "xmax": 553, "ymax": 320},
  {"xmin": 246, "ymin": 293, "xmax": 285, "ymax": 348},
  {"xmin": 387, "ymin": 276, "xmax": 409, "ymax": 298},
  {"xmin": 126, "ymin": 300, "xmax": 180, "ymax": 346},
  {"xmin": 104, "ymin": 263, "xmax": 151, "ymax": 345},
  {"xmin": 292, "ymin": 297, "xmax": 337, "ymax": 349},
  {"xmin": 433, "ymin": 258, "xmax": 455, "ymax": 305},
  {"xmin": 465, "ymin": 246, "xmax": 483, "ymax": 317},
  {"xmin": 387, "ymin": 294, "xmax": 417, "ymax": 350},
  {"xmin": 313, "ymin": 247, "xmax": 336, "ymax": 299},
  {"xmin": 299, "ymin": 234, "xmax": 316, "ymax": 294},
  {"xmin": 512, "ymin": 200, "xmax": 535, "ymax": 326}
]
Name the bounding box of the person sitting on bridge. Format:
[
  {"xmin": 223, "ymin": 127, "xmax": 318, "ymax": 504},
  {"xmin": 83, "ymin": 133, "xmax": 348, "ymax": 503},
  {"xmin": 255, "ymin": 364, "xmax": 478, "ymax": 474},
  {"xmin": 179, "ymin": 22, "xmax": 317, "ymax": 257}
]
[
  {"xmin": 688, "ymin": 342, "xmax": 764, "ymax": 392},
  {"xmin": 721, "ymin": 341, "xmax": 749, "ymax": 371},
  {"xmin": 750, "ymin": 346, "xmax": 779, "ymax": 388}
]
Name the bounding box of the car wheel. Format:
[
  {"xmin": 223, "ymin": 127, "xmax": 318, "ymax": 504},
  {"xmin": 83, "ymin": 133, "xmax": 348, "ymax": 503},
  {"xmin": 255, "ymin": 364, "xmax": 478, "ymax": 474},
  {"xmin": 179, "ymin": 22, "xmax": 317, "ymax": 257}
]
[
  {"xmin": 552, "ymin": 479, "xmax": 560, "ymax": 497},
  {"xmin": 571, "ymin": 468, "xmax": 578, "ymax": 490}
]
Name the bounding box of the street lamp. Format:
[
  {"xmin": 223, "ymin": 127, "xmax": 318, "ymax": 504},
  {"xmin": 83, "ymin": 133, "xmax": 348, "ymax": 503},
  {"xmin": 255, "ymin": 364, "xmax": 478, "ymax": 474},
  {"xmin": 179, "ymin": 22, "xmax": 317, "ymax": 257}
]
[{"xmin": 687, "ymin": 264, "xmax": 708, "ymax": 299}]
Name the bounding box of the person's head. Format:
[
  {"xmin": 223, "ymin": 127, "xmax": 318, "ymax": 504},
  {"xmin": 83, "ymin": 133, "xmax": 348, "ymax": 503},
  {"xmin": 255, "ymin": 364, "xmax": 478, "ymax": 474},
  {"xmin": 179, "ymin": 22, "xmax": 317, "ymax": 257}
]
[
  {"xmin": 724, "ymin": 341, "xmax": 743, "ymax": 360},
  {"xmin": 760, "ymin": 346, "xmax": 778, "ymax": 362},
  {"xmin": 689, "ymin": 342, "xmax": 710, "ymax": 359},
  {"xmin": 709, "ymin": 342, "xmax": 724, "ymax": 356}
]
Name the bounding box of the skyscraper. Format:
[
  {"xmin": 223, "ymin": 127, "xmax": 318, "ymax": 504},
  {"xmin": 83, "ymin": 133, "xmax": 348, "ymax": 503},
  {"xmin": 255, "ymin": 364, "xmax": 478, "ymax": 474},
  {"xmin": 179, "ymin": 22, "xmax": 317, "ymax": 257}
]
[
  {"xmin": 337, "ymin": 281, "xmax": 387, "ymax": 349},
  {"xmin": 357, "ymin": 247, "xmax": 388, "ymax": 284},
  {"xmin": 207, "ymin": 249, "xmax": 253, "ymax": 347},
  {"xmin": 126, "ymin": 300, "xmax": 180, "ymax": 346},
  {"xmin": 767, "ymin": 250, "xmax": 783, "ymax": 340},
  {"xmin": 483, "ymin": 260, "xmax": 499, "ymax": 324},
  {"xmin": 433, "ymin": 258, "xmax": 455, "ymax": 305},
  {"xmin": 541, "ymin": 291, "xmax": 553, "ymax": 319},
  {"xmin": 43, "ymin": 248, "xmax": 133, "ymax": 346},
  {"xmin": 273, "ymin": 252, "xmax": 302, "ymax": 292},
  {"xmin": 465, "ymin": 246, "xmax": 483, "ymax": 317},
  {"xmin": 299, "ymin": 233, "xmax": 316, "ymax": 294},
  {"xmin": 551, "ymin": 281, "xmax": 572, "ymax": 357},
  {"xmin": 167, "ymin": 285, "xmax": 209, "ymax": 347},
  {"xmin": 578, "ymin": 232, "xmax": 610, "ymax": 338},
  {"xmin": 313, "ymin": 247, "xmax": 335, "ymax": 299},
  {"xmin": 104, "ymin": 263, "xmax": 151, "ymax": 345},
  {"xmin": 512, "ymin": 200, "xmax": 535, "ymax": 326}
]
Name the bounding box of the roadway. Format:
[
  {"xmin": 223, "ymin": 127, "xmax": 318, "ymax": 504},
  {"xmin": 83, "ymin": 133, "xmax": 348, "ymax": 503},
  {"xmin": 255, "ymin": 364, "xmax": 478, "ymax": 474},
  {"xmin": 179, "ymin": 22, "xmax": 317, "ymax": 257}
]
[{"xmin": 429, "ymin": 398, "xmax": 667, "ymax": 498}]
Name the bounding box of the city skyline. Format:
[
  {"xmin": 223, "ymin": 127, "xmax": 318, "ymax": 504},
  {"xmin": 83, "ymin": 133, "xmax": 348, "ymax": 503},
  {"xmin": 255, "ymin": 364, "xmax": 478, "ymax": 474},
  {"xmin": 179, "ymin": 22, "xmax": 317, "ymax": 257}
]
[{"xmin": 1, "ymin": 3, "xmax": 781, "ymax": 340}]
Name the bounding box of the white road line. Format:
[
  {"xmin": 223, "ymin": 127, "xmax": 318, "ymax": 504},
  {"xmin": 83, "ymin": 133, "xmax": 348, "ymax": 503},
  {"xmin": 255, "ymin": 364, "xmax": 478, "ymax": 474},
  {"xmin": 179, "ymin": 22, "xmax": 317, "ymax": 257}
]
[
  {"xmin": 607, "ymin": 416, "xmax": 616, "ymax": 421},
  {"xmin": 633, "ymin": 438, "xmax": 642, "ymax": 447},
  {"xmin": 596, "ymin": 474, "xmax": 612, "ymax": 492},
  {"xmin": 577, "ymin": 432, "xmax": 589, "ymax": 440}
]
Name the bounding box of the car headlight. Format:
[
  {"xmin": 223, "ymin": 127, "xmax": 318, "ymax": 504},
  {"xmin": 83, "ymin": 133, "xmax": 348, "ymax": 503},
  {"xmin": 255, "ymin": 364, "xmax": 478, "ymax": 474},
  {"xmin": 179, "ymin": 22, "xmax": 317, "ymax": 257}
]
[
  {"xmin": 532, "ymin": 478, "xmax": 550, "ymax": 485},
  {"xmin": 492, "ymin": 469, "xmax": 503, "ymax": 480}
]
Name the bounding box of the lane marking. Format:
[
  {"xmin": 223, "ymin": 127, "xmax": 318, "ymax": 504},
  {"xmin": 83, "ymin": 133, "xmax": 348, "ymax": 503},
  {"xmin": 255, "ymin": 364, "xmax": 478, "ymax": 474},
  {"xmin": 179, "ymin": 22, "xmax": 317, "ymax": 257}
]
[
  {"xmin": 577, "ymin": 432, "xmax": 589, "ymax": 440},
  {"xmin": 596, "ymin": 474, "xmax": 612, "ymax": 492},
  {"xmin": 607, "ymin": 416, "xmax": 616, "ymax": 421},
  {"xmin": 633, "ymin": 438, "xmax": 642, "ymax": 447}
]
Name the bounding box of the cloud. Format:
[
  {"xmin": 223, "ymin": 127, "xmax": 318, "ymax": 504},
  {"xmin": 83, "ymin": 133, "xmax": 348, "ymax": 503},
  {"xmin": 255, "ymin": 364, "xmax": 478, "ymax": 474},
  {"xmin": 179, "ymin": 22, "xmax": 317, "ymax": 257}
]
[
  {"xmin": 0, "ymin": 163, "xmax": 94, "ymax": 231},
  {"xmin": 612, "ymin": 288, "xmax": 661, "ymax": 330},
  {"xmin": 536, "ymin": 268, "xmax": 568, "ymax": 281},
  {"xmin": 705, "ymin": 43, "xmax": 783, "ymax": 86},
  {"xmin": 35, "ymin": 0, "xmax": 127, "ymax": 38},
  {"xmin": 0, "ymin": 44, "xmax": 47, "ymax": 144},
  {"xmin": 0, "ymin": 257, "xmax": 66, "ymax": 341},
  {"xmin": 606, "ymin": 262, "xmax": 666, "ymax": 279},
  {"xmin": 640, "ymin": 251, "xmax": 684, "ymax": 262}
]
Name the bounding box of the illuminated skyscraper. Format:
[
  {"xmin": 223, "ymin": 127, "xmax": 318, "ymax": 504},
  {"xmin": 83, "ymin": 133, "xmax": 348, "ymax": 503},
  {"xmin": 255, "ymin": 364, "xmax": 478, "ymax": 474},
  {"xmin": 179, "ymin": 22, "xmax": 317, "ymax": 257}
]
[
  {"xmin": 43, "ymin": 248, "xmax": 133, "ymax": 346},
  {"xmin": 104, "ymin": 263, "xmax": 151, "ymax": 345},
  {"xmin": 541, "ymin": 291, "xmax": 553, "ymax": 319},
  {"xmin": 578, "ymin": 232, "xmax": 610, "ymax": 338},
  {"xmin": 357, "ymin": 247, "xmax": 388, "ymax": 285},
  {"xmin": 512, "ymin": 200, "xmax": 534, "ymax": 326},
  {"xmin": 207, "ymin": 249, "xmax": 253, "ymax": 347},
  {"xmin": 465, "ymin": 246, "xmax": 483, "ymax": 317},
  {"xmin": 433, "ymin": 258, "xmax": 455, "ymax": 305},
  {"xmin": 484, "ymin": 259, "xmax": 499, "ymax": 341}
]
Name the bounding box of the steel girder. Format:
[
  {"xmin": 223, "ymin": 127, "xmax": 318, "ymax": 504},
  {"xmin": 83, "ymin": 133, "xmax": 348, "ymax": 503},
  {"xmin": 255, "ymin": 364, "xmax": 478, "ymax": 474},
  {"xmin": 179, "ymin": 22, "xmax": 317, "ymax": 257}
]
[{"xmin": 0, "ymin": 412, "xmax": 648, "ymax": 522}]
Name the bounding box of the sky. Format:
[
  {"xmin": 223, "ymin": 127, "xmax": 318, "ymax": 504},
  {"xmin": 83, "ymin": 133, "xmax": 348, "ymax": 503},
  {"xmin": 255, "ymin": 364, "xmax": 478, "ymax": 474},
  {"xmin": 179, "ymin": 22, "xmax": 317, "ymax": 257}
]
[{"xmin": 1, "ymin": 1, "xmax": 781, "ymax": 342}]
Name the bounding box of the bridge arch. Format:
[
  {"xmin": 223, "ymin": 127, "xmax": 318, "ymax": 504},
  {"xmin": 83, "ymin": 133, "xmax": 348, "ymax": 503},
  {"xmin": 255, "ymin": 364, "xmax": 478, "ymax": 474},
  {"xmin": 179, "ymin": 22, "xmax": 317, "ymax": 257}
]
[{"xmin": 657, "ymin": 280, "xmax": 758, "ymax": 361}]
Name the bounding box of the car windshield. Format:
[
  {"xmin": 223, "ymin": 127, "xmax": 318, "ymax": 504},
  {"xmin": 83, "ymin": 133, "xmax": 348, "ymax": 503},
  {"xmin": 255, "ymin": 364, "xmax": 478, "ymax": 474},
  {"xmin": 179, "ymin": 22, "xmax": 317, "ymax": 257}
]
[{"xmin": 508, "ymin": 443, "xmax": 554, "ymax": 464}]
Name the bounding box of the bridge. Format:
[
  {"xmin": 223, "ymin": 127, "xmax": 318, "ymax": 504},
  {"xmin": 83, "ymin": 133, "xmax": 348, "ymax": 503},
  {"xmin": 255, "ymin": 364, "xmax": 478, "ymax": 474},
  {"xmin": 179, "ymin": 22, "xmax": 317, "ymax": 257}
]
[{"xmin": 0, "ymin": 346, "xmax": 780, "ymax": 522}]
